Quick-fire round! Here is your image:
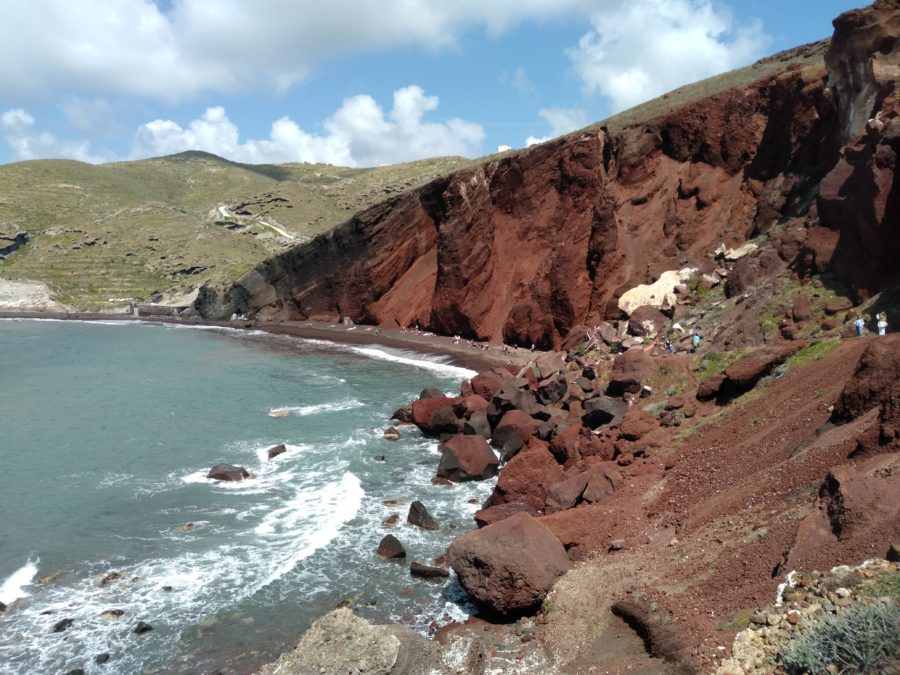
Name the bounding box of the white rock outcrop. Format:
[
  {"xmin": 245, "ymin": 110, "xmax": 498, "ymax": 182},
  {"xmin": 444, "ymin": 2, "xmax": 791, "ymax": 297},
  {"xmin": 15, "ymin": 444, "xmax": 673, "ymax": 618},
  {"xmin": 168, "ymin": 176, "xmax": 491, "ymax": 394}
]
[{"xmin": 618, "ymin": 268, "xmax": 698, "ymax": 316}]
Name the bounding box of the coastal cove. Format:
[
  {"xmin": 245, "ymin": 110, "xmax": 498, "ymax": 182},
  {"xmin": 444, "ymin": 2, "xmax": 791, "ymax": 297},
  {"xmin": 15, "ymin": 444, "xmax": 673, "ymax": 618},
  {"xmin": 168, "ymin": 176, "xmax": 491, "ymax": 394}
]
[{"xmin": 0, "ymin": 318, "xmax": 498, "ymax": 674}]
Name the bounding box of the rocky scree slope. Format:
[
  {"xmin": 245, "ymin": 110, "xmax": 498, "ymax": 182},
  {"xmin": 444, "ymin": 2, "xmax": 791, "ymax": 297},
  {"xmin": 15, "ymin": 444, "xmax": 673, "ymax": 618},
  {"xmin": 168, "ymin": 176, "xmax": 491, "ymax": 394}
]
[{"xmin": 197, "ymin": 0, "xmax": 898, "ymax": 352}]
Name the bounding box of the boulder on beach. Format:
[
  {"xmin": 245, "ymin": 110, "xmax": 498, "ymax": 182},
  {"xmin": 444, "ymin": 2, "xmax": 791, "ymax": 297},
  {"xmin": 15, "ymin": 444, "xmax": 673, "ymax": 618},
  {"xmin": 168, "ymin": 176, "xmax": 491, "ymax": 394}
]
[
  {"xmin": 474, "ymin": 502, "xmax": 538, "ymax": 528},
  {"xmin": 407, "ymin": 501, "xmax": 439, "ymax": 530},
  {"xmin": 436, "ymin": 434, "xmax": 499, "ymax": 482},
  {"xmin": 206, "ymin": 464, "xmax": 250, "ymax": 481},
  {"xmin": 448, "ymin": 511, "xmax": 570, "ymax": 616}
]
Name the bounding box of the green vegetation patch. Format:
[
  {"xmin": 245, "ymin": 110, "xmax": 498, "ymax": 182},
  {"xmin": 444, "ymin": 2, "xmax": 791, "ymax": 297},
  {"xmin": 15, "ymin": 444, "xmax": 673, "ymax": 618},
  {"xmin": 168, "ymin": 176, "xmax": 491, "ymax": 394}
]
[
  {"xmin": 780, "ymin": 603, "xmax": 900, "ymax": 674},
  {"xmin": 786, "ymin": 338, "xmax": 842, "ymax": 369}
]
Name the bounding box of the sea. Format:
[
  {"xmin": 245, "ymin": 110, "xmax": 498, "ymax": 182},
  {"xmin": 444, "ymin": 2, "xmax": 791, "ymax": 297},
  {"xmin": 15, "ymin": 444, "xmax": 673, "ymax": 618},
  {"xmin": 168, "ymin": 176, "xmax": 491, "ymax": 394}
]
[{"xmin": 0, "ymin": 319, "xmax": 493, "ymax": 674}]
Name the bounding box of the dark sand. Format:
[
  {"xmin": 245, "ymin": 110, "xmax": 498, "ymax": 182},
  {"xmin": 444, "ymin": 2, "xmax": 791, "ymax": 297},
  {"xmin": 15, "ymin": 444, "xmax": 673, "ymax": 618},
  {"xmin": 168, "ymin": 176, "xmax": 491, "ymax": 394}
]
[{"xmin": 0, "ymin": 312, "xmax": 539, "ymax": 372}]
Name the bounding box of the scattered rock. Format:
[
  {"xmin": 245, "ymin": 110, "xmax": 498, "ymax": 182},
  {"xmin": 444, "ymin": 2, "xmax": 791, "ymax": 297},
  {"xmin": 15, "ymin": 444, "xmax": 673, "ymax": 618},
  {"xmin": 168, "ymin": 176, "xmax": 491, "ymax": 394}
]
[
  {"xmin": 95, "ymin": 653, "xmax": 111, "ymax": 665},
  {"xmin": 376, "ymin": 534, "xmax": 406, "ymax": 560},
  {"xmin": 409, "ymin": 562, "xmax": 450, "ymax": 579},
  {"xmin": 382, "ymin": 514, "xmax": 399, "ymax": 527},
  {"xmin": 266, "ymin": 443, "xmax": 287, "ymax": 459},
  {"xmin": 99, "ymin": 609, "xmax": 125, "ymax": 620},
  {"xmin": 606, "ymin": 349, "xmax": 657, "ymax": 396},
  {"xmin": 51, "ymin": 617, "xmax": 75, "ymax": 633},
  {"xmin": 543, "ymin": 473, "xmax": 589, "ymax": 515},
  {"xmin": 97, "ymin": 572, "xmax": 122, "ymax": 587},
  {"xmin": 407, "ymin": 501, "xmax": 439, "ymax": 530},
  {"xmin": 383, "ymin": 427, "xmax": 401, "ymax": 441},
  {"xmin": 474, "ymin": 502, "xmax": 539, "ymax": 528},
  {"xmin": 206, "ymin": 464, "xmax": 250, "ymax": 481},
  {"xmin": 133, "ymin": 621, "xmax": 153, "ymax": 634}
]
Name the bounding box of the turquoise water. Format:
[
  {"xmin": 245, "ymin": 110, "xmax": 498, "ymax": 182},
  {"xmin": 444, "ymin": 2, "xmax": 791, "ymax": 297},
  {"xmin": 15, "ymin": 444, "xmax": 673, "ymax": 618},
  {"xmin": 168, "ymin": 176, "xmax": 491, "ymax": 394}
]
[{"xmin": 0, "ymin": 319, "xmax": 491, "ymax": 674}]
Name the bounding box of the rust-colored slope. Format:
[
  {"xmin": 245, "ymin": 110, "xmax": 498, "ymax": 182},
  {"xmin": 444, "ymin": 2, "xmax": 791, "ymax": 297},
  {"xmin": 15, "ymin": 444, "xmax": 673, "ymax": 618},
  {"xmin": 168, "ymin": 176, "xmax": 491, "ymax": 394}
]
[{"xmin": 197, "ymin": 1, "xmax": 898, "ymax": 350}]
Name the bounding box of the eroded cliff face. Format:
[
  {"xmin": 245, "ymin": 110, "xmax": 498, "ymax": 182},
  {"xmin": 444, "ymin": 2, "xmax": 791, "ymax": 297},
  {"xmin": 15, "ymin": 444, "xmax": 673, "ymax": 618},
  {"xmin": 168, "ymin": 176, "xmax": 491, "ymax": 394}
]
[{"xmin": 197, "ymin": 1, "xmax": 898, "ymax": 348}]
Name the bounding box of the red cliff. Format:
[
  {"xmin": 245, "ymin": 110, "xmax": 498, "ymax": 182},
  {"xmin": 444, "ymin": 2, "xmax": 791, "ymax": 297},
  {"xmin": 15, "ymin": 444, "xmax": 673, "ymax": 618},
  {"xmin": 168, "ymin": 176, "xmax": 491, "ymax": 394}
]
[{"xmin": 198, "ymin": 1, "xmax": 898, "ymax": 349}]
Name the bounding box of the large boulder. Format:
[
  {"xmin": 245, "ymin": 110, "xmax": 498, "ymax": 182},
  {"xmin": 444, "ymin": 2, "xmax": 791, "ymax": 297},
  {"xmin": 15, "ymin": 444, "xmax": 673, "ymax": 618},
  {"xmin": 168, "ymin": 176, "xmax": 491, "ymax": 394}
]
[
  {"xmin": 492, "ymin": 379, "xmax": 541, "ymax": 417},
  {"xmin": 485, "ymin": 439, "xmax": 565, "ymax": 511},
  {"xmin": 207, "ymin": 464, "xmax": 250, "ymax": 481},
  {"xmin": 606, "ymin": 349, "xmax": 657, "ymax": 397},
  {"xmin": 533, "ymin": 351, "xmax": 567, "ymax": 379},
  {"xmin": 448, "ymin": 512, "xmax": 570, "ymax": 616},
  {"xmin": 723, "ymin": 343, "xmax": 802, "ymax": 392},
  {"xmin": 411, "ymin": 396, "xmax": 462, "ymax": 435},
  {"xmin": 582, "ymin": 463, "xmax": 620, "ymax": 503},
  {"xmin": 471, "ymin": 368, "xmax": 513, "ymax": 400},
  {"xmin": 832, "ymin": 335, "xmax": 900, "ymax": 422},
  {"xmin": 618, "ymin": 408, "xmax": 658, "ymax": 441},
  {"xmin": 627, "ymin": 305, "xmax": 669, "ymax": 338},
  {"xmin": 491, "ymin": 409, "xmax": 540, "ymax": 461},
  {"xmin": 436, "ymin": 434, "xmax": 499, "ymax": 482}
]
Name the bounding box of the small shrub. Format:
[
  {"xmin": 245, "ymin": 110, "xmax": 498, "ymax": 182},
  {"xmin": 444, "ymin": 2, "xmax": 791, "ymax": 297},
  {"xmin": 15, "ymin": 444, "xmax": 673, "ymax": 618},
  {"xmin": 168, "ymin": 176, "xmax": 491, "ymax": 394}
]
[{"xmin": 780, "ymin": 603, "xmax": 900, "ymax": 674}]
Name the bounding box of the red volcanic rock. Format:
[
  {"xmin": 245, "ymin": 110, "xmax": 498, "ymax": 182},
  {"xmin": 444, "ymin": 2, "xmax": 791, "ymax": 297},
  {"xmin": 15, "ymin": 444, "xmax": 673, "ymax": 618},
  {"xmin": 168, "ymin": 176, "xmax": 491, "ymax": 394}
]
[
  {"xmin": 474, "ymin": 502, "xmax": 538, "ymax": 528},
  {"xmin": 832, "ymin": 335, "xmax": 900, "ymax": 422},
  {"xmin": 471, "ymin": 368, "xmax": 512, "ymax": 400},
  {"xmin": 456, "ymin": 394, "xmax": 490, "ymax": 419},
  {"xmin": 491, "ymin": 409, "xmax": 540, "ymax": 460},
  {"xmin": 407, "ymin": 500, "xmax": 439, "ymax": 531},
  {"xmin": 723, "ymin": 343, "xmax": 802, "ymax": 391},
  {"xmin": 437, "ymin": 434, "xmax": 499, "ymax": 482},
  {"xmin": 411, "ymin": 396, "xmax": 462, "ymax": 435},
  {"xmin": 792, "ymin": 294, "xmax": 813, "ymax": 322},
  {"xmin": 606, "ymin": 349, "xmax": 656, "ymax": 397},
  {"xmin": 485, "ymin": 439, "xmax": 565, "ymax": 512},
  {"xmin": 788, "ymin": 461, "xmax": 900, "ymax": 570},
  {"xmin": 448, "ymin": 512, "xmax": 569, "ymax": 615},
  {"xmin": 582, "ymin": 463, "xmax": 620, "ymax": 503},
  {"xmin": 543, "ymin": 473, "xmax": 589, "ymax": 515},
  {"xmin": 618, "ymin": 408, "xmax": 658, "ymax": 441},
  {"xmin": 696, "ymin": 374, "xmax": 726, "ymax": 401}
]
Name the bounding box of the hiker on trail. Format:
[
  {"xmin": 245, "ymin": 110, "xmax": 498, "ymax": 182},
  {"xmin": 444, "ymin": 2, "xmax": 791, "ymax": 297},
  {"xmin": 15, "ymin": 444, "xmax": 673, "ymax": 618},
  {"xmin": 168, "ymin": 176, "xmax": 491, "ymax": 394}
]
[
  {"xmin": 854, "ymin": 316, "xmax": 865, "ymax": 337},
  {"xmin": 877, "ymin": 312, "xmax": 888, "ymax": 336},
  {"xmin": 691, "ymin": 333, "xmax": 701, "ymax": 353}
]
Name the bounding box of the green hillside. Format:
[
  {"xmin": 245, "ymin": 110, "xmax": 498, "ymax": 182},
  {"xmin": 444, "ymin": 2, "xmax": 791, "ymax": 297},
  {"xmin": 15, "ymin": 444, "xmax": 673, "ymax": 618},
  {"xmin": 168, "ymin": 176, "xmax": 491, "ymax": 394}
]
[{"xmin": 0, "ymin": 152, "xmax": 473, "ymax": 309}]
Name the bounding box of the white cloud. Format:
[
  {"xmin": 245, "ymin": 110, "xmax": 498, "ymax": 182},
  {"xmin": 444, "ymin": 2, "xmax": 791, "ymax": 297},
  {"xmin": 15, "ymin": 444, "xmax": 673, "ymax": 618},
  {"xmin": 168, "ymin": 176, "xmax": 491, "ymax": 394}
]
[
  {"xmin": 502, "ymin": 67, "xmax": 538, "ymax": 97},
  {"xmin": 1, "ymin": 108, "xmax": 107, "ymax": 163},
  {"xmin": 567, "ymin": 0, "xmax": 768, "ymax": 112},
  {"xmin": 0, "ymin": 0, "xmax": 599, "ymax": 102},
  {"xmin": 131, "ymin": 86, "xmax": 484, "ymax": 167},
  {"xmin": 525, "ymin": 106, "xmax": 589, "ymax": 146}
]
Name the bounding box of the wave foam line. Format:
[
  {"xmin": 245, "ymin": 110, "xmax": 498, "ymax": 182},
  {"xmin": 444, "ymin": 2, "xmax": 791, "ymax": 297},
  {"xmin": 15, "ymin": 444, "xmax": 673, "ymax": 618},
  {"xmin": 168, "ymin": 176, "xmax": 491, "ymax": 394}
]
[
  {"xmin": 349, "ymin": 346, "xmax": 477, "ymax": 379},
  {"xmin": 0, "ymin": 559, "xmax": 39, "ymax": 606}
]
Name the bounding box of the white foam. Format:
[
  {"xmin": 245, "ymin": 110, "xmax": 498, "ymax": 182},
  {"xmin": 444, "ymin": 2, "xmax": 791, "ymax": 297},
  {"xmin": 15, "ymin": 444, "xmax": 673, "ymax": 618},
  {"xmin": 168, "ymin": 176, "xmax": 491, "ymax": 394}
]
[
  {"xmin": 349, "ymin": 346, "xmax": 477, "ymax": 379},
  {"xmin": 269, "ymin": 398, "xmax": 363, "ymax": 417},
  {"xmin": 0, "ymin": 559, "xmax": 38, "ymax": 606}
]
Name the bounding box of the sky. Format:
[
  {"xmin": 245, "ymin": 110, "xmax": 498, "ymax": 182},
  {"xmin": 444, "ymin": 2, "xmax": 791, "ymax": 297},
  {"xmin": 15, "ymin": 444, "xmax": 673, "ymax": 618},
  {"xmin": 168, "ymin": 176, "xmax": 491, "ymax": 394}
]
[{"xmin": 0, "ymin": 0, "xmax": 863, "ymax": 168}]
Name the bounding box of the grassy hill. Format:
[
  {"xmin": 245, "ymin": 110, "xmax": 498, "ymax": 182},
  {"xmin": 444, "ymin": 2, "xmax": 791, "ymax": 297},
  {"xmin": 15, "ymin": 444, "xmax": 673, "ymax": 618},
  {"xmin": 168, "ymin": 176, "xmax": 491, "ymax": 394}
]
[{"xmin": 0, "ymin": 152, "xmax": 474, "ymax": 309}]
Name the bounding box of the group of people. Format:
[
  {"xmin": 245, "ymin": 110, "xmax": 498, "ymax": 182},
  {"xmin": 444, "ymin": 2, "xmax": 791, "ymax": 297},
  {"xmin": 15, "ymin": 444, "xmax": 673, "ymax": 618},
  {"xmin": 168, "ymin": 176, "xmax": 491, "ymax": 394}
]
[{"xmin": 854, "ymin": 312, "xmax": 889, "ymax": 337}]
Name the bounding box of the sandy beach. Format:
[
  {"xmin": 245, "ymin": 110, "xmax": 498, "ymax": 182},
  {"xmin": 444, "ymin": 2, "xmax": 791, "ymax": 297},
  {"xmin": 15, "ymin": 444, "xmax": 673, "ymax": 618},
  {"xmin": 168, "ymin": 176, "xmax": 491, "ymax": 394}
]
[{"xmin": 0, "ymin": 311, "xmax": 539, "ymax": 373}]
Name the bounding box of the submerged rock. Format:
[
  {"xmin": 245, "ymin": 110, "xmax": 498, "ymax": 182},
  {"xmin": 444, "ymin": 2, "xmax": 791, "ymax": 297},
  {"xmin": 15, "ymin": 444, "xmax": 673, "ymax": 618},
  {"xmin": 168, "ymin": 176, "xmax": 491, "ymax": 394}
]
[
  {"xmin": 133, "ymin": 621, "xmax": 153, "ymax": 634},
  {"xmin": 409, "ymin": 561, "xmax": 450, "ymax": 579},
  {"xmin": 266, "ymin": 443, "xmax": 287, "ymax": 459}
]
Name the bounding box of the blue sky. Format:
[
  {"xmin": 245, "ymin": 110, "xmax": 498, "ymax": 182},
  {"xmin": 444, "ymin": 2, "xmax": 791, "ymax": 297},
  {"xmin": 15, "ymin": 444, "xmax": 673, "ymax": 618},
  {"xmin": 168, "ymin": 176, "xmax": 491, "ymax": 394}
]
[{"xmin": 0, "ymin": 0, "xmax": 862, "ymax": 167}]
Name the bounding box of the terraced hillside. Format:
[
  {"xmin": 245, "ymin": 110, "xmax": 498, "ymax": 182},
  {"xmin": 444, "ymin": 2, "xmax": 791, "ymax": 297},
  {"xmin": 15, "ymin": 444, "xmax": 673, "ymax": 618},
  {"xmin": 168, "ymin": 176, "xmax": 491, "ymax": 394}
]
[{"xmin": 0, "ymin": 152, "xmax": 473, "ymax": 309}]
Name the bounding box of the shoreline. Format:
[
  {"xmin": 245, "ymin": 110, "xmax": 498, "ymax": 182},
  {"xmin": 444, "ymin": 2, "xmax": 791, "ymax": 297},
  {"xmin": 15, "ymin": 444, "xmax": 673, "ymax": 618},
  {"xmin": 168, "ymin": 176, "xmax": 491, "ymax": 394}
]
[{"xmin": 0, "ymin": 311, "xmax": 540, "ymax": 373}]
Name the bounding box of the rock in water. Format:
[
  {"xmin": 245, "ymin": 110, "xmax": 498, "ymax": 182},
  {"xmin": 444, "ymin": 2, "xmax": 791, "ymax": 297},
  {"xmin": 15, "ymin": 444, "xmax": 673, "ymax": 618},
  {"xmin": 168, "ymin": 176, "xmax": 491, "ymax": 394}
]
[
  {"xmin": 51, "ymin": 617, "xmax": 74, "ymax": 633},
  {"xmin": 266, "ymin": 444, "xmax": 287, "ymax": 459},
  {"xmin": 133, "ymin": 621, "xmax": 153, "ymax": 634},
  {"xmin": 206, "ymin": 464, "xmax": 250, "ymax": 481},
  {"xmin": 409, "ymin": 561, "xmax": 450, "ymax": 579},
  {"xmin": 383, "ymin": 426, "xmax": 400, "ymax": 440},
  {"xmin": 407, "ymin": 501, "xmax": 439, "ymax": 530},
  {"xmin": 376, "ymin": 535, "xmax": 406, "ymax": 560},
  {"xmin": 256, "ymin": 608, "xmax": 401, "ymax": 675},
  {"xmin": 449, "ymin": 511, "xmax": 569, "ymax": 616}
]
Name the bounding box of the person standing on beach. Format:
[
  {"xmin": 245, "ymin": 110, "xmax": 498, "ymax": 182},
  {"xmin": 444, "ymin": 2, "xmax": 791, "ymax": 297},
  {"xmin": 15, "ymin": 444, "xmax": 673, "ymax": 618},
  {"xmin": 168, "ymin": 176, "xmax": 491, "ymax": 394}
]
[
  {"xmin": 877, "ymin": 312, "xmax": 888, "ymax": 336},
  {"xmin": 854, "ymin": 316, "xmax": 865, "ymax": 336}
]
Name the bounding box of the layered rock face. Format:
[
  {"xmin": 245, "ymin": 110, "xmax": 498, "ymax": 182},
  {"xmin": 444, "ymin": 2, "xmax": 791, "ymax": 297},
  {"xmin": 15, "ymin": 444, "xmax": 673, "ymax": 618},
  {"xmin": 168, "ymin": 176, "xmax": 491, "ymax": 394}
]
[{"xmin": 198, "ymin": 2, "xmax": 897, "ymax": 349}]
